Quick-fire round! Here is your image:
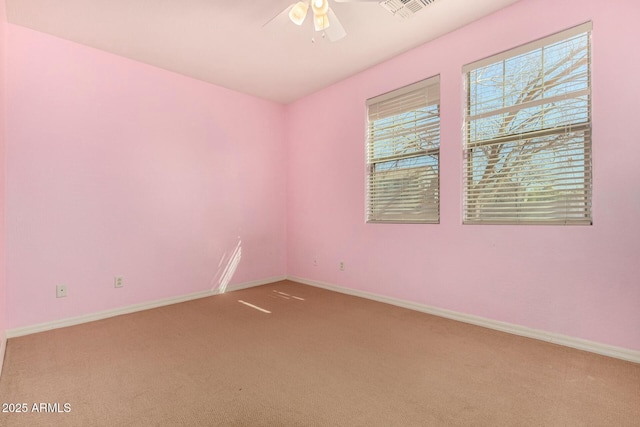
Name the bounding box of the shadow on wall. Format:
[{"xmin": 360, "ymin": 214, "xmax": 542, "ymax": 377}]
[{"xmin": 210, "ymin": 239, "xmax": 242, "ymax": 294}]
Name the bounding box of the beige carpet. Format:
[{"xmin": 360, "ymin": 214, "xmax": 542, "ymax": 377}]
[{"xmin": 0, "ymin": 280, "xmax": 638, "ymax": 426}]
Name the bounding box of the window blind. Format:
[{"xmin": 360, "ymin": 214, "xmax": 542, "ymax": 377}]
[
  {"xmin": 366, "ymin": 76, "xmax": 440, "ymax": 223},
  {"xmin": 463, "ymin": 23, "xmax": 592, "ymax": 225}
]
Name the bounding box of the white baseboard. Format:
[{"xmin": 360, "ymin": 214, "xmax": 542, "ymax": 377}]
[
  {"xmin": 7, "ymin": 274, "xmax": 638, "ymax": 364},
  {"xmin": 288, "ymin": 276, "xmax": 640, "ymax": 364},
  {"xmin": 6, "ymin": 275, "xmax": 286, "ymax": 339}
]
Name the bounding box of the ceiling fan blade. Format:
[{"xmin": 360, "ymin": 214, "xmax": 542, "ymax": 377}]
[
  {"xmin": 333, "ymin": 0, "xmax": 380, "ymax": 2},
  {"xmin": 262, "ymin": 3, "xmax": 295, "ymax": 28},
  {"xmin": 325, "ymin": 8, "xmax": 347, "ymax": 41}
]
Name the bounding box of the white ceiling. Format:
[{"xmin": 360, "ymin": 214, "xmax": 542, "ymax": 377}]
[{"xmin": 5, "ymin": 0, "xmax": 522, "ymax": 104}]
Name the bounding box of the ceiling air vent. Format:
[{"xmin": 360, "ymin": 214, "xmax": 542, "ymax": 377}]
[{"xmin": 380, "ymin": 0, "xmax": 436, "ymax": 19}]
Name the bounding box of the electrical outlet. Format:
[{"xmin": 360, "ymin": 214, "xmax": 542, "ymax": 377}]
[
  {"xmin": 56, "ymin": 285, "xmax": 68, "ymax": 298},
  {"xmin": 339, "ymin": 261, "xmax": 344, "ymax": 271},
  {"xmin": 114, "ymin": 276, "xmax": 124, "ymax": 288}
]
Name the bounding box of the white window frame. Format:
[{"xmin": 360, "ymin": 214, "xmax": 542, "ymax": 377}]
[
  {"xmin": 463, "ymin": 22, "xmax": 593, "ymax": 225},
  {"xmin": 366, "ymin": 75, "xmax": 441, "ymax": 224}
]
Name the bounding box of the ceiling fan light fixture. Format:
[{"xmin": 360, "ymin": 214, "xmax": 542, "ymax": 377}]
[
  {"xmin": 314, "ymin": 13, "xmax": 330, "ymax": 31},
  {"xmin": 289, "ymin": 1, "xmax": 309, "ymax": 26},
  {"xmin": 311, "ymin": 0, "xmax": 329, "ymax": 16}
]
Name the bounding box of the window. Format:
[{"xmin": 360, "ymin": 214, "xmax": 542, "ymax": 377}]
[
  {"xmin": 366, "ymin": 76, "xmax": 440, "ymax": 223},
  {"xmin": 463, "ymin": 23, "xmax": 592, "ymax": 225}
]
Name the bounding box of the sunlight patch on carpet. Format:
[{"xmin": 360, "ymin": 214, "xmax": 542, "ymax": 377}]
[
  {"xmin": 273, "ymin": 290, "xmax": 305, "ymax": 301},
  {"xmin": 238, "ymin": 300, "xmax": 271, "ymax": 314}
]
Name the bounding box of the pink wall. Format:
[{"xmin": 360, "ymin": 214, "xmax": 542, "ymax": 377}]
[
  {"xmin": 286, "ymin": 0, "xmax": 640, "ymax": 351},
  {"xmin": 5, "ymin": 25, "xmax": 287, "ymax": 329},
  {"xmin": 0, "ymin": 0, "xmax": 7, "ymax": 354},
  {"xmin": 3, "ymin": 0, "xmax": 639, "ymax": 353}
]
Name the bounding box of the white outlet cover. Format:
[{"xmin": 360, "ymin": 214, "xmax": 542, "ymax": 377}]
[{"xmin": 56, "ymin": 285, "xmax": 68, "ymax": 298}]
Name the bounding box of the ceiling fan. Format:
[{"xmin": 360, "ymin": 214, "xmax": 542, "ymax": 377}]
[
  {"xmin": 266, "ymin": 0, "xmax": 379, "ymax": 42},
  {"xmin": 267, "ymin": 0, "xmax": 436, "ymax": 42}
]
